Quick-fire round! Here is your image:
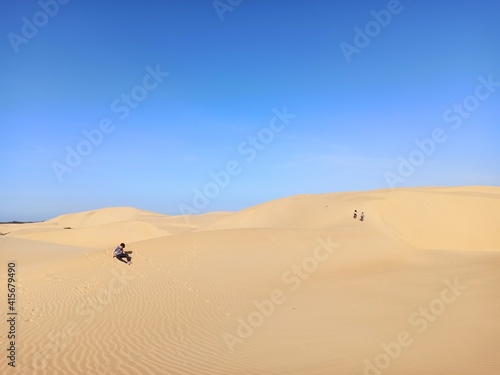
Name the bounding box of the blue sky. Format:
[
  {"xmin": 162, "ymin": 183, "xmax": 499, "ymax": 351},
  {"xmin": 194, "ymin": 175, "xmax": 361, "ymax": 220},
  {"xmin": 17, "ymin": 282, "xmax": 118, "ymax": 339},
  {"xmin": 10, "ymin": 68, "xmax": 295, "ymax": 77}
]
[{"xmin": 1, "ymin": 0, "xmax": 499, "ymax": 221}]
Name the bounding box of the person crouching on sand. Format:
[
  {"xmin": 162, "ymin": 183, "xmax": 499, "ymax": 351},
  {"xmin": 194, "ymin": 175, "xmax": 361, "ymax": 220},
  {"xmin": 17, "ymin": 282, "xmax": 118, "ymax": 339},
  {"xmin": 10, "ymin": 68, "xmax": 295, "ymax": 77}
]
[{"xmin": 113, "ymin": 243, "xmax": 131, "ymax": 265}]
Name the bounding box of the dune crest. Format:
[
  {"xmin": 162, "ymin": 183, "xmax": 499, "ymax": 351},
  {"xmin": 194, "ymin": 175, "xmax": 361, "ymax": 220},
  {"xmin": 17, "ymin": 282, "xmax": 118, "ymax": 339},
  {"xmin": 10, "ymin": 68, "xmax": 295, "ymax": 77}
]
[
  {"xmin": 198, "ymin": 186, "xmax": 500, "ymax": 251},
  {"xmin": 44, "ymin": 206, "xmax": 165, "ymax": 228},
  {"xmin": 1, "ymin": 186, "xmax": 499, "ymax": 375}
]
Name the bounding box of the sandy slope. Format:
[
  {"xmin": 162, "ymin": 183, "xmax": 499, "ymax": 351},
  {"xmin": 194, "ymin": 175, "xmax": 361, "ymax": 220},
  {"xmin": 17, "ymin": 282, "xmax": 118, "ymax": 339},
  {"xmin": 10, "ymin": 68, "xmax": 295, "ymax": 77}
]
[
  {"xmin": 198, "ymin": 186, "xmax": 499, "ymax": 251},
  {"xmin": 0, "ymin": 186, "xmax": 499, "ymax": 375}
]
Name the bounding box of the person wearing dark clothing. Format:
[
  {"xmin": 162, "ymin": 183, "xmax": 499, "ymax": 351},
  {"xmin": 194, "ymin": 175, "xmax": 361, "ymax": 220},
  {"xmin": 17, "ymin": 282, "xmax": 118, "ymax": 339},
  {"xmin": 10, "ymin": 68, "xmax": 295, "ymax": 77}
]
[{"xmin": 113, "ymin": 243, "xmax": 131, "ymax": 265}]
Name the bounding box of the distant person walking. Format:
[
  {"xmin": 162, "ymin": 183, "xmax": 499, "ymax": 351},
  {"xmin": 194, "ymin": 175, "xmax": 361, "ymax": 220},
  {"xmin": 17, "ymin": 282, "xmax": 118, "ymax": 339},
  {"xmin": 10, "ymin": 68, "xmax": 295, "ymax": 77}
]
[
  {"xmin": 113, "ymin": 243, "xmax": 131, "ymax": 265},
  {"xmin": 360, "ymin": 212, "xmax": 365, "ymax": 221},
  {"xmin": 353, "ymin": 210, "xmax": 357, "ymax": 219}
]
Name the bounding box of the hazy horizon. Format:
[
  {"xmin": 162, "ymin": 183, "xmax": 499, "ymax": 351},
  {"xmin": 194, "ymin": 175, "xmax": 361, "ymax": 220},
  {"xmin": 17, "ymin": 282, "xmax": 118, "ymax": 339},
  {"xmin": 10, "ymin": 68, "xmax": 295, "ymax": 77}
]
[
  {"xmin": 1, "ymin": 184, "xmax": 498, "ymax": 223},
  {"xmin": 2, "ymin": 0, "xmax": 499, "ymax": 221}
]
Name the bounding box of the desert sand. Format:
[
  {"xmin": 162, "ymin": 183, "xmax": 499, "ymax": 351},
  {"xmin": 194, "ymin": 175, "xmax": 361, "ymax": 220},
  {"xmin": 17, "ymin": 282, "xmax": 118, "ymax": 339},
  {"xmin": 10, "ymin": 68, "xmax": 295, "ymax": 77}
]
[{"xmin": 1, "ymin": 186, "xmax": 499, "ymax": 375}]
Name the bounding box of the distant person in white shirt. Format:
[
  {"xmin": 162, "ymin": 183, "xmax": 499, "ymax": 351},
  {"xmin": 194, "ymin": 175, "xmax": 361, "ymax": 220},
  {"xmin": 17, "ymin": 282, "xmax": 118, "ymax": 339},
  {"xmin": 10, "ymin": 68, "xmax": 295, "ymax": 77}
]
[
  {"xmin": 360, "ymin": 212, "xmax": 365, "ymax": 221},
  {"xmin": 113, "ymin": 243, "xmax": 131, "ymax": 265}
]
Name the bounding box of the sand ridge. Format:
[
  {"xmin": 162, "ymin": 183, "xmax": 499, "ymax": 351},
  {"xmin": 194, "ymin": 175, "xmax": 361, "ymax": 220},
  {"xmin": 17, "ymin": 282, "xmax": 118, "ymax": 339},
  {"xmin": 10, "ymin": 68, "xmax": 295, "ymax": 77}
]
[{"xmin": 0, "ymin": 186, "xmax": 499, "ymax": 374}]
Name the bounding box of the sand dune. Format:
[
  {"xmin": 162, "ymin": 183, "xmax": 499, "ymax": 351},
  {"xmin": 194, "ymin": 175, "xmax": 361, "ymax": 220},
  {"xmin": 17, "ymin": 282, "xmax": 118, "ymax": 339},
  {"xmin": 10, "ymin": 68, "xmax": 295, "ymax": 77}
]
[
  {"xmin": 44, "ymin": 207, "xmax": 163, "ymax": 228},
  {"xmin": 8, "ymin": 208, "xmax": 233, "ymax": 248},
  {"xmin": 198, "ymin": 186, "xmax": 500, "ymax": 251},
  {"xmin": 12, "ymin": 220, "xmax": 169, "ymax": 249},
  {"xmin": 1, "ymin": 186, "xmax": 499, "ymax": 374}
]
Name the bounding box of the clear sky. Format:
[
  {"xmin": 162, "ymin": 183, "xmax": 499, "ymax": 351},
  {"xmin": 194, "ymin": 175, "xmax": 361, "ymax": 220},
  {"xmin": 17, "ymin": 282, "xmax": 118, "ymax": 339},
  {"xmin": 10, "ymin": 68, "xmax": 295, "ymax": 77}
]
[{"xmin": 1, "ymin": 0, "xmax": 499, "ymax": 221}]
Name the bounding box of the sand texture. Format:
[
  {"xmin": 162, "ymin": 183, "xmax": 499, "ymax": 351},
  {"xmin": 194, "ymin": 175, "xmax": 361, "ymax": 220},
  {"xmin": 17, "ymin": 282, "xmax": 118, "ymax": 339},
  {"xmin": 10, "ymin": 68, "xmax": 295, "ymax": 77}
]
[{"xmin": 1, "ymin": 186, "xmax": 499, "ymax": 374}]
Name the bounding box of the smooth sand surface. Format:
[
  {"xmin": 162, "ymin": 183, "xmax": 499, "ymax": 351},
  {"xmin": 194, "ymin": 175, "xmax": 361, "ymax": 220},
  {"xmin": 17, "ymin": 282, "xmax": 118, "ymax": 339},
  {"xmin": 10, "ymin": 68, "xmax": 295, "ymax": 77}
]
[{"xmin": 1, "ymin": 186, "xmax": 499, "ymax": 374}]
